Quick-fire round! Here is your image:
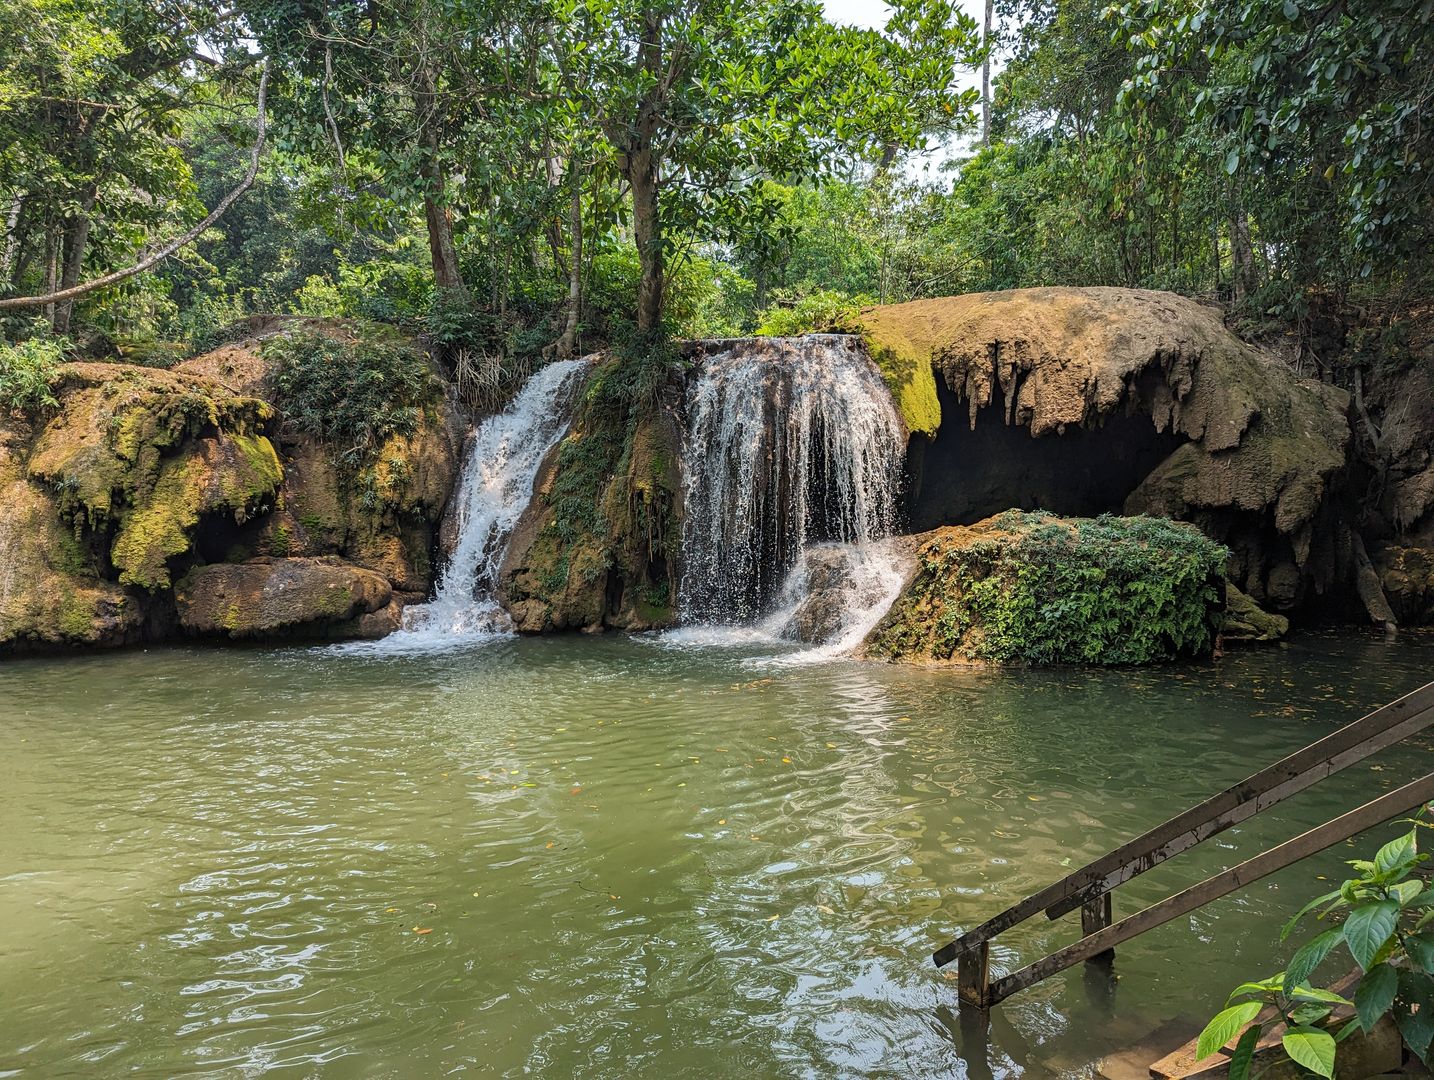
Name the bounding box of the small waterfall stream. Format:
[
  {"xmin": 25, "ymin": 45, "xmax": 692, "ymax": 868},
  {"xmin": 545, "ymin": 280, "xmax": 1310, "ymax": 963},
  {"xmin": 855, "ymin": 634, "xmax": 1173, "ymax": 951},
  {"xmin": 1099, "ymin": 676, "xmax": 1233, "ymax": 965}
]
[
  {"xmin": 676, "ymin": 335, "xmax": 907, "ymax": 653},
  {"xmin": 395, "ymin": 359, "xmax": 588, "ymax": 643}
]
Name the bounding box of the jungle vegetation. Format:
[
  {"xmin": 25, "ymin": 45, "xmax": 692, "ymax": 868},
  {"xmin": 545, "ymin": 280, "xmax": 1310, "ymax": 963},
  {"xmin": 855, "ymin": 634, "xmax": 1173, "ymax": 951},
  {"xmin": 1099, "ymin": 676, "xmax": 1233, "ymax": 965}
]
[{"xmin": 0, "ymin": 0, "xmax": 1430, "ymax": 382}]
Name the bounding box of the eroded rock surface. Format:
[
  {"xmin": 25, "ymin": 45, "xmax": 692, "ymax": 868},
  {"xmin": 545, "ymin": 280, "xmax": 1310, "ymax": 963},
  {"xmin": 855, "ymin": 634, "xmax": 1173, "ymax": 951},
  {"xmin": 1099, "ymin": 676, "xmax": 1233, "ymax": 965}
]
[
  {"xmin": 858, "ymin": 288, "xmax": 1355, "ymax": 614},
  {"xmin": 176, "ymin": 557, "xmax": 397, "ymax": 639},
  {"xmin": 1, "ymin": 324, "xmax": 460, "ymax": 653}
]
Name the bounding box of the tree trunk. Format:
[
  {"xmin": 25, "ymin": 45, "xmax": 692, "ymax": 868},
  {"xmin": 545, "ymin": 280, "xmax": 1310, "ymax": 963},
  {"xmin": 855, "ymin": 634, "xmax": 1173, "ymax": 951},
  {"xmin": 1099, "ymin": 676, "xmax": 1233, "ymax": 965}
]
[
  {"xmin": 556, "ymin": 164, "xmax": 583, "ymax": 358},
  {"xmin": 981, "ymin": 0, "xmax": 993, "ymax": 145},
  {"xmin": 421, "ymin": 164, "xmax": 464, "ymax": 294},
  {"xmin": 415, "ymin": 57, "xmax": 465, "ymax": 299},
  {"xmin": 629, "ymin": 145, "xmax": 662, "ymax": 333},
  {"xmin": 52, "ymin": 187, "xmax": 98, "ymax": 335},
  {"xmin": 1230, "ymin": 208, "xmax": 1256, "ymax": 302},
  {"xmin": 42, "ymin": 228, "xmax": 58, "ymax": 326},
  {"xmin": 0, "ymin": 195, "xmax": 23, "ymax": 284}
]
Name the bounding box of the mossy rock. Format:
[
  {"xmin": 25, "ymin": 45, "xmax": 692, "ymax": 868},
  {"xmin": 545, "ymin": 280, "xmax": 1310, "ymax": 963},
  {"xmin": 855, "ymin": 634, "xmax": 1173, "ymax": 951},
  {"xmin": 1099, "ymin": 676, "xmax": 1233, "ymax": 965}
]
[
  {"xmin": 497, "ymin": 356, "xmax": 681, "ymax": 632},
  {"xmin": 1221, "ymin": 582, "xmax": 1290, "ymax": 643},
  {"xmin": 0, "ymin": 426, "xmax": 143, "ymax": 651},
  {"xmin": 24, "ymin": 362, "xmax": 283, "ymax": 591},
  {"xmin": 175, "ymin": 556, "xmax": 396, "ymax": 640},
  {"xmin": 866, "ymin": 511, "xmax": 1228, "ymax": 666}
]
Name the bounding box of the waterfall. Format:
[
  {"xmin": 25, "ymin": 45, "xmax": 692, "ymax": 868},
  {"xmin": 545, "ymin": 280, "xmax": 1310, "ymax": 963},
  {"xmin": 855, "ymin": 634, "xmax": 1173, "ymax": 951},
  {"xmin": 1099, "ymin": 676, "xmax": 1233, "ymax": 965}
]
[
  {"xmin": 396, "ymin": 359, "xmax": 588, "ymax": 643},
  {"xmin": 677, "ymin": 335, "xmax": 906, "ymax": 647}
]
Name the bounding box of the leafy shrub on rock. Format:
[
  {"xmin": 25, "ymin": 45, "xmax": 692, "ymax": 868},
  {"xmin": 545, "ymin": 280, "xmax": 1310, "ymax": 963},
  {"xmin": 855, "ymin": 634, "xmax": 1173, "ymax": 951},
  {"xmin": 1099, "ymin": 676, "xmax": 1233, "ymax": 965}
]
[
  {"xmin": 869, "ymin": 511, "xmax": 1229, "ymax": 666},
  {"xmin": 262, "ymin": 326, "xmax": 439, "ymax": 467},
  {"xmin": 0, "ymin": 333, "xmax": 65, "ymax": 411}
]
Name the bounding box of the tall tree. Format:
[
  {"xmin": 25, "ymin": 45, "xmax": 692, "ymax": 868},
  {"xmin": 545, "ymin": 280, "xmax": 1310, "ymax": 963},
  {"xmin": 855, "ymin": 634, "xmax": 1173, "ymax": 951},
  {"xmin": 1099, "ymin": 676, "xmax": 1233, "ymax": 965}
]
[{"xmin": 550, "ymin": 0, "xmax": 980, "ymax": 333}]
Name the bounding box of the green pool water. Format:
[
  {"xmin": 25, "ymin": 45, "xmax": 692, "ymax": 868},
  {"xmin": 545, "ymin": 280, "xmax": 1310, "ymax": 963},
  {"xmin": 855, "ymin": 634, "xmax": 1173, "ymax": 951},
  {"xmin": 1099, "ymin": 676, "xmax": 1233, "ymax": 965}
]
[{"xmin": 1, "ymin": 630, "xmax": 1430, "ymax": 1077}]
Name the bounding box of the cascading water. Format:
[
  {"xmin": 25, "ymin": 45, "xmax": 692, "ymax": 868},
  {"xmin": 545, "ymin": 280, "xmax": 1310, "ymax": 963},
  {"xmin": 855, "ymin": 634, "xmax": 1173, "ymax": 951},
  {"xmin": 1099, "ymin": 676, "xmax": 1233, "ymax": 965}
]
[
  {"xmin": 677, "ymin": 335, "xmax": 907, "ymax": 653},
  {"xmin": 394, "ymin": 359, "xmax": 588, "ymax": 644}
]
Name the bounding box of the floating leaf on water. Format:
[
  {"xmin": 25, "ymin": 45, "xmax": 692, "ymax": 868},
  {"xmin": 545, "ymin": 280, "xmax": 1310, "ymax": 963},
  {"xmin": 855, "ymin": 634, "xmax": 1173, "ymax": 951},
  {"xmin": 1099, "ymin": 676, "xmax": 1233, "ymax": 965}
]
[
  {"xmin": 782, "ymin": 757, "xmax": 793, "ymax": 764},
  {"xmin": 413, "ymin": 927, "xmax": 432, "ymax": 934},
  {"xmin": 818, "ymin": 905, "xmax": 835, "ymax": 914},
  {"xmin": 718, "ymin": 819, "xmax": 727, "ymax": 825}
]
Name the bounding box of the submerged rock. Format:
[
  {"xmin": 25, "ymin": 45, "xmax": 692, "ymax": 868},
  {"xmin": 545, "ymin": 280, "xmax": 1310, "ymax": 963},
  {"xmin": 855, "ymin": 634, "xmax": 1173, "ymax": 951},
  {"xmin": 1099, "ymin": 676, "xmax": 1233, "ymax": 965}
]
[
  {"xmin": 176, "ymin": 557, "xmax": 397, "ymax": 639},
  {"xmin": 865, "ymin": 511, "xmax": 1228, "ymax": 667}
]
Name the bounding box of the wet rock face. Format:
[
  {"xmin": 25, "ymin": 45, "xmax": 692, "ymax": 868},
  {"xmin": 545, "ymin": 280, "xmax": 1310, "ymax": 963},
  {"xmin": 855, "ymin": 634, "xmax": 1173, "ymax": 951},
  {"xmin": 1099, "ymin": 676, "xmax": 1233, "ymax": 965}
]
[
  {"xmin": 859, "ymin": 288, "xmax": 1353, "ymax": 615},
  {"xmin": 176, "ymin": 557, "xmax": 397, "ymax": 639},
  {"xmin": 1374, "ymin": 545, "xmax": 1434, "ymax": 625}
]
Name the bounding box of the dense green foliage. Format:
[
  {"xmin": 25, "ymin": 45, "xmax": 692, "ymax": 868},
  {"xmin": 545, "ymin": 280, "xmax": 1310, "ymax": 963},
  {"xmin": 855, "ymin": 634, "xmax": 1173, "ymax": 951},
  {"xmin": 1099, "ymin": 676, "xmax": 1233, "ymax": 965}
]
[
  {"xmin": 870, "ymin": 512, "xmax": 1228, "ymax": 665},
  {"xmin": 0, "ymin": 330, "xmax": 63, "ymax": 411},
  {"xmin": 1198, "ymin": 809, "xmax": 1434, "ymax": 1078},
  {"xmin": 0, "ymin": 0, "xmax": 1427, "ymax": 389},
  {"xmin": 262, "ymin": 328, "xmax": 439, "ymax": 466}
]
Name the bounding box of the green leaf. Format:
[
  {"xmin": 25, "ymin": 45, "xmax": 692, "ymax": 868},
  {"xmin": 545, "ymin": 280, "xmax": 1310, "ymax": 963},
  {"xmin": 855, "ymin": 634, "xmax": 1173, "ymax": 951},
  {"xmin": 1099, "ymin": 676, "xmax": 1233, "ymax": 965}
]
[
  {"xmin": 1343, "ymin": 901, "xmax": 1399, "ymax": 970},
  {"xmin": 1353, "ymin": 963, "xmax": 1398, "ymax": 1031},
  {"xmin": 1285, "ymin": 929, "xmax": 1341, "ymax": 989},
  {"xmin": 1397, "ymin": 969, "xmax": 1434, "ymax": 1060},
  {"xmin": 1228, "ymin": 1024, "xmax": 1260, "ymax": 1080},
  {"xmin": 1198, "ymin": 1001, "xmax": 1262, "ymax": 1060},
  {"xmin": 1407, "ymin": 932, "xmax": 1434, "ymax": 972},
  {"xmin": 1374, "ymin": 831, "xmax": 1416, "ymax": 875},
  {"xmin": 1224, "ymin": 148, "xmax": 1241, "ymax": 174},
  {"xmin": 1282, "ymin": 1026, "xmax": 1337, "ymax": 1078},
  {"xmin": 1282, "ymin": 889, "xmax": 1343, "ymax": 939}
]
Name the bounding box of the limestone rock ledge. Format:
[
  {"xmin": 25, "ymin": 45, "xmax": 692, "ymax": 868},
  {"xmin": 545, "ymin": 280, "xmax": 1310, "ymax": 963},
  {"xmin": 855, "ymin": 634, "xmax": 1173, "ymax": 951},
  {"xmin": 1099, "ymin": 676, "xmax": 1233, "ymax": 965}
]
[
  {"xmin": 0, "ymin": 322, "xmax": 460, "ymax": 654},
  {"xmin": 858, "ymin": 288, "xmax": 1354, "ymax": 615}
]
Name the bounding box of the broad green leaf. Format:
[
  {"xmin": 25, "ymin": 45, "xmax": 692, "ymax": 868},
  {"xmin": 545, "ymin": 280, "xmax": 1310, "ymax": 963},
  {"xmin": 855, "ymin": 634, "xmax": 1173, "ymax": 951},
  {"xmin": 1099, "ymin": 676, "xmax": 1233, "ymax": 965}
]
[
  {"xmin": 1342, "ymin": 901, "xmax": 1399, "ymax": 970},
  {"xmin": 1224, "ymin": 148, "xmax": 1241, "ymax": 174},
  {"xmin": 1374, "ymin": 831, "xmax": 1415, "ymax": 874},
  {"xmin": 1285, "ymin": 929, "xmax": 1341, "ymax": 989},
  {"xmin": 1282, "ymin": 1026, "xmax": 1337, "ymax": 1078},
  {"xmin": 1352, "ymin": 963, "xmax": 1397, "ymax": 1031},
  {"xmin": 1397, "ymin": 969, "xmax": 1434, "ymax": 1061},
  {"xmin": 1228, "ymin": 1024, "xmax": 1260, "ymax": 1080},
  {"xmin": 1197, "ymin": 1001, "xmax": 1262, "ymax": 1061},
  {"xmin": 1287, "ymin": 986, "xmax": 1351, "ymax": 1006},
  {"xmin": 1407, "ymin": 932, "xmax": 1434, "ymax": 972}
]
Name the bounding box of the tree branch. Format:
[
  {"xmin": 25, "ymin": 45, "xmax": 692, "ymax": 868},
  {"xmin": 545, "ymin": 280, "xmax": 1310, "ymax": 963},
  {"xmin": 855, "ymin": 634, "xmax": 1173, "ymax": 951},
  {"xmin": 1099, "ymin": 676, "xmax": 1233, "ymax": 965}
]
[{"xmin": 0, "ymin": 60, "xmax": 270, "ymax": 313}]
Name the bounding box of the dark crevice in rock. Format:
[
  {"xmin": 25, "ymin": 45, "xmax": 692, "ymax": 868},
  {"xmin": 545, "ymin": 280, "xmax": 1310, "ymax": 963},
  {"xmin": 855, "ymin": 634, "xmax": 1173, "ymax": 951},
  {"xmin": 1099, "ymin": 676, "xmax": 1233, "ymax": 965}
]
[{"xmin": 905, "ymin": 377, "xmax": 1186, "ymax": 532}]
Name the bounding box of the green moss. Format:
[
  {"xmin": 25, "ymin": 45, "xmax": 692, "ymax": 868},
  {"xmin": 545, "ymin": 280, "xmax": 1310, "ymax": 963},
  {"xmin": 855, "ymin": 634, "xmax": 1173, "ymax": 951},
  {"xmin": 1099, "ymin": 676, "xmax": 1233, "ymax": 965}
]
[
  {"xmin": 856, "ymin": 325, "xmax": 943, "ymax": 437},
  {"xmin": 870, "ymin": 512, "xmax": 1229, "ymax": 666},
  {"xmin": 269, "ymin": 524, "xmax": 292, "ymax": 557},
  {"xmin": 110, "ymin": 455, "xmax": 207, "ymax": 589}
]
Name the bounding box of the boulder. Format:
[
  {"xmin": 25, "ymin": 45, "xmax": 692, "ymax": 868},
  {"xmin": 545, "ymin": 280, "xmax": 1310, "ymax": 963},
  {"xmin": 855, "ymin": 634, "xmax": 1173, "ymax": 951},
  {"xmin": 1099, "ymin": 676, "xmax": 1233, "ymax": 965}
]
[
  {"xmin": 0, "ymin": 419, "xmax": 145, "ymax": 652},
  {"xmin": 865, "ymin": 512, "xmax": 1228, "ymax": 666},
  {"xmin": 1221, "ymin": 583, "xmax": 1289, "ymax": 644},
  {"xmin": 857, "ymin": 288, "xmax": 1353, "ymax": 614},
  {"xmin": 176, "ymin": 556, "xmax": 395, "ymax": 639},
  {"xmin": 0, "ymin": 321, "xmax": 463, "ymax": 651}
]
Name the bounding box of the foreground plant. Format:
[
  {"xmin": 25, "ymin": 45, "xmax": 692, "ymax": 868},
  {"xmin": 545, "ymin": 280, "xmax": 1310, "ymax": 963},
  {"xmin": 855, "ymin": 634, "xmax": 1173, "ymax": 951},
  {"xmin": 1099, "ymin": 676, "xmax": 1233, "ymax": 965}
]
[{"xmin": 1197, "ymin": 805, "xmax": 1434, "ymax": 1078}]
